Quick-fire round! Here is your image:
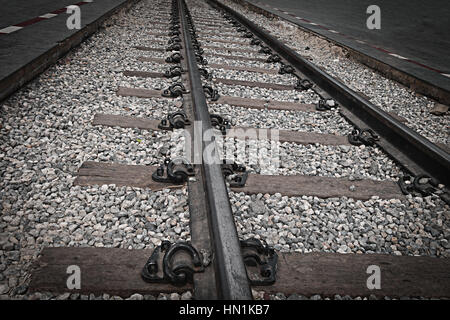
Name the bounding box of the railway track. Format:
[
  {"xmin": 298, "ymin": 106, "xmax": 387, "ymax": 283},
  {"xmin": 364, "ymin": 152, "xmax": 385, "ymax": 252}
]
[{"xmin": 0, "ymin": 0, "xmax": 449, "ymax": 301}]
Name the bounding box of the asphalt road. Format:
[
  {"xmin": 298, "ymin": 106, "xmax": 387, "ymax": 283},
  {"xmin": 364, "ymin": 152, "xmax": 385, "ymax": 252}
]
[{"xmin": 0, "ymin": 0, "xmax": 78, "ymax": 29}]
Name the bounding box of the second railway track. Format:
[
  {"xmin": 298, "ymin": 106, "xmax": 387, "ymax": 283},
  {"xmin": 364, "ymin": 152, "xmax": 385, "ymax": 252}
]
[{"xmin": 0, "ymin": 0, "xmax": 449, "ymax": 301}]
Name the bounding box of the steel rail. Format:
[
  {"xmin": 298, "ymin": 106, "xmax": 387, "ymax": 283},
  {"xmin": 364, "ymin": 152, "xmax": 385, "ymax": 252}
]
[
  {"xmin": 176, "ymin": 0, "xmax": 218, "ymax": 299},
  {"xmin": 178, "ymin": 0, "xmax": 253, "ymax": 299},
  {"xmin": 206, "ymin": 0, "xmax": 450, "ymax": 186}
]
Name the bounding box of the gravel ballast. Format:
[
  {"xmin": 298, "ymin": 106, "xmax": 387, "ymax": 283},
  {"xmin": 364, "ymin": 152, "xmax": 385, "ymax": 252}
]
[
  {"xmin": 209, "ymin": 104, "xmax": 352, "ymax": 135},
  {"xmin": 0, "ymin": 0, "xmax": 188, "ymax": 298},
  {"xmin": 230, "ymin": 192, "xmax": 450, "ymax": 257}
]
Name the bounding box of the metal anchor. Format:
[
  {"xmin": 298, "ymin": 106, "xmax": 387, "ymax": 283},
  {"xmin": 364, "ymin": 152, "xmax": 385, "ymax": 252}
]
[
  {"xmin": 164, "ymin": 66, "xmax": 184, "ymax": 78},
  {"xmin": 158, "ymin": 111, "xmax": 190, "ymax": 131},
  {"xmin": 210, "ymin": 114, "xmax": 231, "ymax": 135},
  {"xmin": 203, "ymin": 85, "xmax": 220, "ymax": 101},
  {"xmin": 295, "ymin": 78, "xmax": 314, "ymax": 91},
  {"xmin": 347, "ymin": 128, "xmax": 379, "ymax": 146},
  {"xmin": 278, "ymin": 64, "xmax": 294, "ymax": 74},
  {"xmin": 152, "ymin": 158, "xmax": 195, "ymax": 184},
  {"xmin": 266, "ymin": 54, "xmax": 281, "ymax": 63},
  {"xmin": 240, "ymin": 238, "xmax": 278, "ymax": 286},
  {"xmin": 259, "ymin": 46, "xmax": 272, "ymax": 54},
  {"xmin": 398, "ymin": 174, "xmax": 450, "ymax": 204},
  {"xmin": 165, "ymin": 52, "xmax": 183, "ymax": 63},
  {"xmin": 316, "ymin": 99, "xmax": 336, "ymax": 111},
  {"xmin": 221, "ymin": 161, "xmax": 249, "ymax": 188},
  {"xmin": 194, "ymin": 46, "xmax": 204, "ymax": 55},
  {"xmin": 195, "ymin": 54, "xmax": 208, "ymax": 65},
  {"xmin": 168, "ymin": 36, "xmax": 181, "ymax": 44},
  {"xmin": 198, "ymin": 68, "xmax": 212, "ymax": 80},
  {"xmin": 166, "ymin": 43, "xmax": 182, "ymax": 51},
  {"xmin": 142, "ymin": 241, "xmax": 206, "ymax": 286},
  {"xmin": 161, "ymin": 83, "xmax": 188, "ymax": 98}
]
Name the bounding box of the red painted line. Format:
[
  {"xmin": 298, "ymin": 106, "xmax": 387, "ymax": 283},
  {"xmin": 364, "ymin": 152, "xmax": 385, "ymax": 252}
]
[
  {"xmin": 51, "ymin": 8, "xmax": 67, "ymax": 14},
  {"xmin": 15, "ymin": 17, "xmax": 46, "ymax": 27},
  {"xmin": 373, "ymin": 46, "xmax": 392, "ymax": 54},
  {"xmin": 52, "ymin": 3, "xmax": 88, "ymax": 14},
  {"xmin": 406, "ymin": 59, "xmax": 444, "ymax": 74},
  {"xmin": 316, "ymin": 24, "xmax": 329, "ymax": 31}
]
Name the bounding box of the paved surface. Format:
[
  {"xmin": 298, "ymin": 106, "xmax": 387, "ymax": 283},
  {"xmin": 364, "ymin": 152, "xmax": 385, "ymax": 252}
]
[
  {"xmin": 0, "ymin": 0, "xmax": 77, "ymax": 29},
  {"xmin": 248, "ymin": 0, "xmax": 450, "ymax": 94},
  {"xmin": 0, "ymin": 0, "xmax": 130, "ymax": 99}
]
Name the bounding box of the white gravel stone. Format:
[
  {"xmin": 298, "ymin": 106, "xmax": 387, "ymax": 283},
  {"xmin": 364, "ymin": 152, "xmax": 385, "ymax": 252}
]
[
  {"xmin": 231, "ymin": 191, "xmax": 449, "ymax": 257},
  {"xmin": 127, "ymin": 293, "xmax": 144, "ymax": 300},
  {"xmin": 209, "ymin": 104, "xmax": 352, "ymax": 135},
  {"xmin": 0, "ymin": 284, "xmax": 9, "ymax": 295},
  {"xmin": 181, "ymin": 291, "xmax": 193, "ymax": 300}
]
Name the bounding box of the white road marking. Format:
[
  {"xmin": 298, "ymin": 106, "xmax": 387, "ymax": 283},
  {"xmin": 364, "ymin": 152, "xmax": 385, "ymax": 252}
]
[
  {"xmin": 0, "ymin": 26, "xmax": 23, "ymax": 33},
  {"xmin": 39, "ymin": 13, "xmax": 58, "ymax": 19},
  {"xmin": 389, "ymin": 53, "xmax": 408, "ymax": 60}
]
